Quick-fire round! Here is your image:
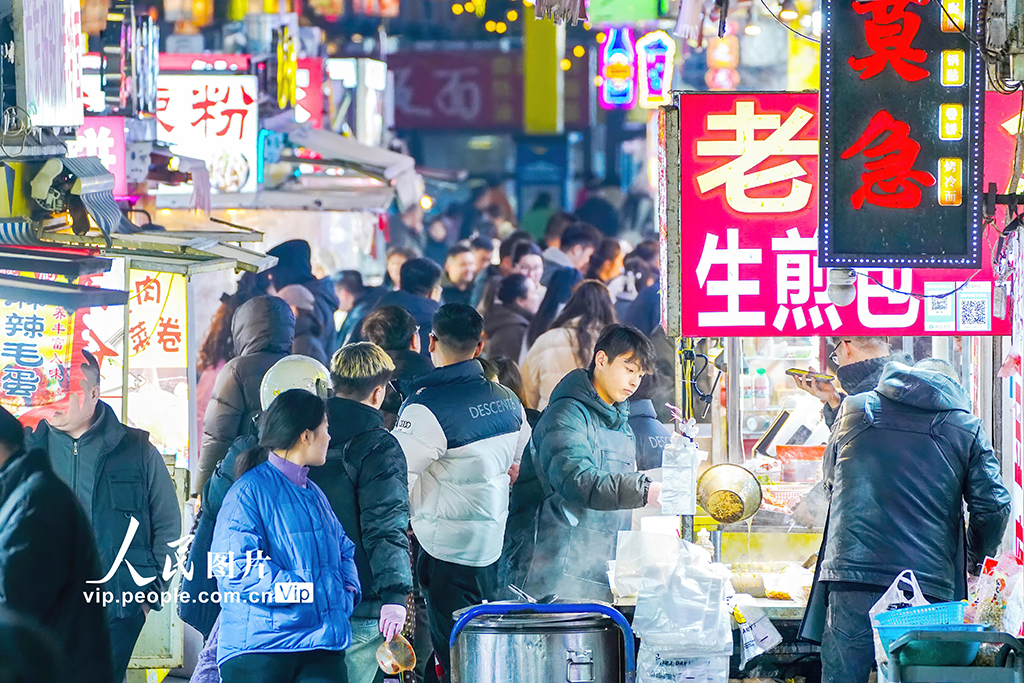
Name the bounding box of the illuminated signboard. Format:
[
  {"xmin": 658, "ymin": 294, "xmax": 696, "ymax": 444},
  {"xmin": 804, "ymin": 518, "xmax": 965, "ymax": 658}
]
[
  {"xmin": 13, "ymin": 0, "xmax": 84, "ymax": 127},
  {"xmin": 155, "ymin": 73, "xmax": 259, "ymax": 194},
  {"xmin": 819, "ymin": 0, "xmax": 984, "ymax": 267},
  {"xmin": 598, "ymin": 28, "xmax": 637, "ymax": 110},
  {"xmin": 637, "ymin": 30, "xmax": 675, "ymax": 109},
  {"xmin": 676, "ymin": 92, "xmax": 1009, "ymax": 337},
  {"xmin": 66, "ymin": 117, "xmax": 128, "ymax": 197}
]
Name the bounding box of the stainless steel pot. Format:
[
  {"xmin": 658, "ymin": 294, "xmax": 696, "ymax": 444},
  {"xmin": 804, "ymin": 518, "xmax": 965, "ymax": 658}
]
[{"xmin": 450, "ymin": 602, "xmax": 636, "ymax": 683}]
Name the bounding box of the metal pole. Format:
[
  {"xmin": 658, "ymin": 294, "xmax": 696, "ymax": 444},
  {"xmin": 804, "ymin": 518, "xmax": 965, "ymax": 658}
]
[{"xmin": 727, "ymin": 337, "xmax": 742, "ymax": 463}]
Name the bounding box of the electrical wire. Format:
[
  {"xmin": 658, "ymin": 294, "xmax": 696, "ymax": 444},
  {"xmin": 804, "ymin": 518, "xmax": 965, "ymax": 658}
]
[
  {"xmin": 757, "ymin": 0, "xmax": 819, "ymax": 44},
  {"xmin": 862, "ymin": 269, "xmax": 979, "ymax": 299}
]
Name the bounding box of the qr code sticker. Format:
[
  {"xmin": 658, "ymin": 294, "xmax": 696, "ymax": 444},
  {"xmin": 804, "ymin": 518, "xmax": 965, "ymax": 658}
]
[
  {"xmin": 929, "ymin": 297, "xmax": 950, "ymax": 314},
  {"xmin": 959, "ymin": 299, "xmax": 989, "ymax": 330}
]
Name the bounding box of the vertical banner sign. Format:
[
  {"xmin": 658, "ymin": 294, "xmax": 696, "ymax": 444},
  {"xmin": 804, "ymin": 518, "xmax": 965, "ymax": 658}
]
[
  {"xmin": 0, "ymin": 288, "xmax": 76, "ymax": 411},
  {"xmin": 819, "ymin": 0, "xmax": 984, "ymax": 267},
  {"xmin": 676, "ymin": 92, "xmax": 1010, "ymax": 338},
  {"xmin": 126, "ymin": 269, "xmax": 190, "ymax": 467}
]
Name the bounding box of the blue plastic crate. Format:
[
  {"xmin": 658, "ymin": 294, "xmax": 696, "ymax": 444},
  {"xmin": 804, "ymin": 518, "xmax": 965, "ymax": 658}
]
[{"xmin": 876, "ymin": 624, "xmax": 987, "ymax": 665}]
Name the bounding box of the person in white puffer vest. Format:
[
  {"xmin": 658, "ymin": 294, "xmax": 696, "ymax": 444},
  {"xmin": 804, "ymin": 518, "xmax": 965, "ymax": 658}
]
[{"xmin": 392, "ymin": 303, "xmax": 531, "ymax": 683}]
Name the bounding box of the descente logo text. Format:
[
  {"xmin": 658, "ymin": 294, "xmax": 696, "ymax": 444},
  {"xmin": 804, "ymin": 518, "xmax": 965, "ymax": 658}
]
[{"xmin": 468, "ymin": 398, "xmax": 519, "ymax": 419}]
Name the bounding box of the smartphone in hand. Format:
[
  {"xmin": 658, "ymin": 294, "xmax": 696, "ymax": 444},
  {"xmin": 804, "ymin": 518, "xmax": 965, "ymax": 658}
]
[{"xmin": 785, "ymin": 368, "xmax": 834, "ymax": 382}]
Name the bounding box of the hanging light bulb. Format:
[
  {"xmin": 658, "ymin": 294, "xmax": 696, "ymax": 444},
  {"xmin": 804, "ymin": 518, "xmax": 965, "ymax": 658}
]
[{"xmin": 779, "ymin": 0, "xmax": 799, "ymax": 21}]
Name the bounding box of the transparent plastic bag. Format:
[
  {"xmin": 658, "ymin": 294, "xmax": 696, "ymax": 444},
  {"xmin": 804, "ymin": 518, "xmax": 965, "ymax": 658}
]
[
  {"xmin": 660, "ymin": 422, "xmax": 707, "ymax": 516},
  {"xmin": 730, "ymin": 596, "xmax": 783, "ymax": 670},
  {"xmin": 613, "ymin": 530, "xmax": 683, "ymax": 601}
]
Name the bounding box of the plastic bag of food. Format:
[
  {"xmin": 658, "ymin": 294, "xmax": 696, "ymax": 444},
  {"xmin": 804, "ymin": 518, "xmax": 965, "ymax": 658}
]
[
  {"xmin": 729, "ymin": 595, "xmax": 783, "ymax": 670},
  {"xmin": 869, "ymin": 570, "xmax": 929, "ymax": 667},
  {"xmin": 660, "ymin": 422, "xmax": 707, "ymax": 516}
]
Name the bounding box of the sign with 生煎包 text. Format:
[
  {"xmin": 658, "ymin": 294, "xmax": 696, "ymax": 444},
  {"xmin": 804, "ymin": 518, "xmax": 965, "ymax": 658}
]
[
  {"xmin": 819, "ymin": 0, "xmax": 983, "ymax": 267},
  {"xmin": 675, "ymin": 92, "xmax": 1009, "ymax": 338}
]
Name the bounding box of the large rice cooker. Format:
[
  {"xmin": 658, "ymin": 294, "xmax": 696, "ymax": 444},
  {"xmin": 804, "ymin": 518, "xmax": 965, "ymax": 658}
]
[{"xmin": 449, "ymin": 602, "xmax": 637, "ymax": 683}]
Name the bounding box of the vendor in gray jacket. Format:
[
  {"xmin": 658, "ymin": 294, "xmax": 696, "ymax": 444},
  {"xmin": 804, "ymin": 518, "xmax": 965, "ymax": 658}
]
[
  {"xmin": 811, "ymin": 359, "xmax": 1010, "ymax": 683},
  {"xmin": 25, "ymin": 350, "xmax": 180, "ymax": 683}
]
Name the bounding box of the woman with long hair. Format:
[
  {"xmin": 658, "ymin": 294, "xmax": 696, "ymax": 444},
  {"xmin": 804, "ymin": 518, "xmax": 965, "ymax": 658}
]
[
  {"xmin": 520, "ymin": 280, "xmax": 616, "ymax": 410},
  {"xmin": 525, "ymin": 267, "xmax": 583, "ymax": 349},
  {"xmin": 195, "ymin": 272, "xmax": 269, "ymax": 454},
  {"xmin": 211, "ymin": 389, "xmax": 360, "ymax": 683},
  {"xmin": 585, "ymin": 237, "xmax": 625, "ymax": 283}
]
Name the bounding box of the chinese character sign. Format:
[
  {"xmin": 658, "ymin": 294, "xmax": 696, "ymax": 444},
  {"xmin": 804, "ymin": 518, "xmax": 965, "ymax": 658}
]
[
  {"xmin": 678, "ymin": 93, "xmax": 1008, "ymax": 337},
  {"xmin": 66, "ymin": 117, "xmax": 128, "ymax": 197},
  {"xmin": 819, "ymin": 0, "xmax": 984, "ymax": 268},
  {"xmin": 155, "ymin": 74, "xmax": 258, "ymax": 194},
  {"xmin": 14, "ymin": 0, "xmax": 84, "ymax": 127},
  {"xmin": 126, "ymin": 269, "xmax": 190, "ymax": 466},
  {"xmin": 0, "ymin": 295, "xmax": 75, "ymax": 410}
]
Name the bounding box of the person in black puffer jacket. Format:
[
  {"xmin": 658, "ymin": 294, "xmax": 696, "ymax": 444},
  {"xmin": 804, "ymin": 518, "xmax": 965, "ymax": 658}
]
[
  {"xmin": 309, "ymin": 343, "xmax": 413, "ymax": 683},
  {"xmin": 0, "ymin": 407, "xmax": 112, "ymax": 683},
  {"xmin": 197, "ymin": 296, "xmax": 294, "ymax": 494},
  {"xmin": 807, "ymin": 360, "xmax": 1010, "ymax": 683},
  {"xmin": 360, "ymin": 305, "xmax": 434, "ymax": 430},
  {"xmin": 266, "ymin": 239, "xmax": 341, "ymax": 357}
]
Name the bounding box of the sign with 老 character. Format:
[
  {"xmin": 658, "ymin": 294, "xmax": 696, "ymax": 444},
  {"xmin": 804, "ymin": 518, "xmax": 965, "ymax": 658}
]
[
  {"xmin": 819, "ymin": 0, "xmax": 984, "ymax": 268},
  {"xmin": 674, "ymin": 92, "xmax": 1010, "ymax": 338}
]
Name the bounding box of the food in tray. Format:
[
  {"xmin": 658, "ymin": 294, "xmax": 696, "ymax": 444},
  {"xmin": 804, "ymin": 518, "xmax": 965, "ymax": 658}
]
[{"xmin": 209, "ymin": 150, "xmax": 250, "ymax": 192}]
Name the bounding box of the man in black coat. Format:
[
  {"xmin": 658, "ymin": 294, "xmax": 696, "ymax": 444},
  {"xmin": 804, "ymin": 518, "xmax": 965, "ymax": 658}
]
[
  {"xmin": 267, "ymin": 239, "xmax": 341, "ymax": 356},
  {"xmin": 372, "ymin": 258, "xmax": 443, "ymax": 355},
  {"xmin": 0, "ymin": 406, "xmax": 112, "ymax": 683},
  {"xmin": 25, "ymin": 352, "xmax": 181, "ymax": 683},
  {"xmin": 812, "ymin": 359, "xmax": 1010, "ymax": 683},
  {"xmin": 360, "ymin": 305, "xmax": 434, "ymax": 429},
  {"xmin": 309, "ymin": 343, "xmax": 413, "ymax": 683}
]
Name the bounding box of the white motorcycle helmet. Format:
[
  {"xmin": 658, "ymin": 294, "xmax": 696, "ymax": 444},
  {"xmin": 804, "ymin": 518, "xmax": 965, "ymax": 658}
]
[{"xmin": 259, "ymin": 355, "xmax": 331, "ymax": 410}]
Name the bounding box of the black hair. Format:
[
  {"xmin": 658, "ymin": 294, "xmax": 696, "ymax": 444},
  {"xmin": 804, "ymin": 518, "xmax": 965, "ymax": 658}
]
[
  {"xmin": 630, "ymin": 373, "xmax": 658, "ymax": 402},
  {"xmin": 499, "ymin": 232, "xmax": 534, "ymax": 261},
  {"xmin": 634, "ymin": 240, "xmax": 660, "ymax": 266},
  {"xmin": 622, "ymin": 255, "xmax": 654, "ymax": 294},
  {"xmin": 511, "ymin": 241, "xmax": 543, "ymax": 266},
  {"xmin": 470, "ymin": 236, "xmax": 495, "ymax": 252},
  {"xmin": 590, "ymin": 324, "xmax": 657, "ymax": 374},
  {"xmin": 80, "ymin": 349, "xmax": 101, "ymax": 387},
  {"xmin": 236, "ymin": 389, "xmax": 326, "ymax": 479},
  {"xmin": 335, "ymin": 270, "xmax": 365, "ymax": 297},
  {"xmin": 446, "ymin": 242, "xmax": 473, "ymax": 260},
  {"xmin": 432, "ymin": 303, "xmax": 484, "ymax": 355},
  {"xmin": 544, "ymin": 211, "xmax": 577, "ymax": 242},
  {"xmin": 400, "ymin": 258, "xmax": 443, "ymax": 298},
  {"xmin": 0, "ymin": 606, "xmax": 64, "ymax": 683},
  {"xmin": 551, "ymin": 280, "xmax": 618, "ymax": 367},
  {"xmin": 0, "ymin": 405, "xmax": 24, "ymax": 454},
  {"xmin": 489, "ymin": 357, "xmax": 526, "ymax": 405},
  {"xmin": 526, "ymin": 266, "xmax": 584, "ymax": 347},
  {"xmin": 361, "ymin": 305, "xmax": 418, "ymax": 351},
  {"xmin": 560, "ymin": 223, "xmax": 600, "ymax": 252},
  {"xmin": 497, "ymin": 273, "xmax": 531, "ymax": 305},
  {"xmin": 585, "ymin": 238, "xmax": 622, "ymax": 281},
  {"xmin": 386, "ymin": 245, "xmax": 420, "ymax": 261}
]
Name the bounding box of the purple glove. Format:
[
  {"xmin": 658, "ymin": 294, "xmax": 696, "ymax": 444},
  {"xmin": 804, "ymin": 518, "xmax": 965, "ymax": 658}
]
[{"xmin": 379, "ymin": 604, "xmax": 407, "ymax": 642}]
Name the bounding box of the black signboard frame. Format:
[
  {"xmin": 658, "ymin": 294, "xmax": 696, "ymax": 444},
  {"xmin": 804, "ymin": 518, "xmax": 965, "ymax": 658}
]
[{"xmin": 819, "ymin": 0, "xmax": 985, "ymax": 268}]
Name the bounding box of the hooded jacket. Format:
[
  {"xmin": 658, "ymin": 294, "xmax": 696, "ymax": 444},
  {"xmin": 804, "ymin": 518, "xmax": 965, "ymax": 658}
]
[
  {"xmin": 292, "ymin": 309, "xmax": 329, "ymax": 367},
  {"xmin": 25, "ymin": 403, "xmax": 182, "ymax": 620},
  {"xmin": 267, "ymin": 240, "xmax": 340, "ymax": 355},
  {"xmin": 308, "ymin": 398, "xmax": 413, "ymax": 619},
  {"xmin": 302, "ymin": 277, "xmax": 342, "ymax": 356},
  {"xmin": 393, "ymin": 360, "xmax": 531, "ymax": 567},
  {"xmin": 212, "ymin": 460, "xmax": 361, "ymax": 665},
  {"xmin": 483, "ymin": 301, "xmax": 533, "ymax": 362},
  {"xmin": 822, "ymin": 353, "xmax": 911, "ymax": 427},
  {"xmin": 820, "ymin": 363, "xmax": 1010, "ymax": 602},
  {"xmin": 198, "ymin": 296, "xmax": 294, "ymax": 493},
  {"xmin": 0, "ymin": 449, "xmax": 113, "ymax": 683},
  {"xmin": 525, "ymin": 369, "xmax": 644, "ymax": 601}
]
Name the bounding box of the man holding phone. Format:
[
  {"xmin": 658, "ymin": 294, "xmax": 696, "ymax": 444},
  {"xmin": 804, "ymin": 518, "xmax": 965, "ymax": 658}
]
[{"xmin": 792, "ymin": 337, "xmax": 904, "ymax": 428}]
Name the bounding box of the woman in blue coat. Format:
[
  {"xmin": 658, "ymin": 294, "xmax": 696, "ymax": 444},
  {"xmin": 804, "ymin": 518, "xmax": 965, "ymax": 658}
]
[{"xmin": 211, "ymin": 389, "xmax": 361, "ymax": 683}]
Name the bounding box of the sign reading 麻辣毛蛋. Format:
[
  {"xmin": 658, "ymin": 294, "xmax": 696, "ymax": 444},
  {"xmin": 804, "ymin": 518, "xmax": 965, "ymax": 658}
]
[
  {"xmin": 819, "ymin": 0, "xmax": 983, "ymax": 267},
  {"xmin": 675, "ymin": 92, "xmax": 1009, "ymax": 338}
]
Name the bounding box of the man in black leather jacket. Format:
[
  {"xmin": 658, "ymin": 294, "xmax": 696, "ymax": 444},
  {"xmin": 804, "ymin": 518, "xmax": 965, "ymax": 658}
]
[{"xmin": 815, "ymin": 359, "xmax": 1010, "ymax": 683}]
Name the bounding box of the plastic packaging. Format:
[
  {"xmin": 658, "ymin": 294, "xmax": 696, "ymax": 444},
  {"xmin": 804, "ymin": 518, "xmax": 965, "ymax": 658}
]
[
  {"xmin": 376, "ymin": 633, "xmax": 416, "ymax": 674},
  {"xmin": 752, "ymin": 368, "xmax": 770, "ymax": 410},
  {"xmin": 696, "ymin": 528, "xmax": 716, "ymax": 563},
  {"xmin": 730, "ymin": 596, "xmax": 783, "ymax": 669},
  {"xmin": 660, "ymin": 420, "xmax": 707, "ymax": 516},
  {"xmin": 869, "ymin": 570, "xmax": 930, "ymax": 667}
]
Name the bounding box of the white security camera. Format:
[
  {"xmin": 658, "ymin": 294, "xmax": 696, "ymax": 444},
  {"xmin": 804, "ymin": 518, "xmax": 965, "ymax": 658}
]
[{"xmin": 827, "ymin": 268, "xmax": 858, "ymax": 307}]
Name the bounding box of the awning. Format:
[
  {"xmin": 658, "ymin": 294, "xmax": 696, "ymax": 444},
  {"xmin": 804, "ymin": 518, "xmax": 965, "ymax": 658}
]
[
  {"xmin": 0, "ymin": 249, "xmax": 112, "ymax": 278},
  {"xmin": 266, "ymin": 120, "xmax": 424, "ymax": 210},
  {"xmin": 62, "ymin": 156, "xmax": 136, "ymax": 236},
  {"xmin": 155, "ymin": 188, "xmax": 395, "ymax": 213},
  {"xmin": 0, "ymin": 274, "xmax": 128, "ymax": 310},
  {"xmin": 0, "ymin": 221, "xmax": 44, "ymax": 247}
]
